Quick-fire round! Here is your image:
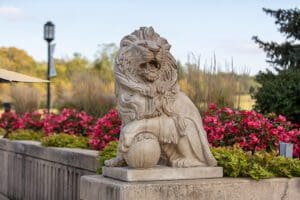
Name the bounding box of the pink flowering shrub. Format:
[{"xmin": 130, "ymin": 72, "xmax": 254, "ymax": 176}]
[
  {"xmin": 43, "ymin": 108, "xmax": 94, "ymax": 136},
  {"xmin": 0, "ymin": 109, "xmax": 94, "ymax": 136},
  {"xmin": 22, "ymin": 111, "xmax": 44, "ymax": 131},
  {"xmin": 1, "ymin": 106, "xmax": 299, "ymax": 157},
  {"xmin": 0, "ymin": 112, "xmax": 24, "ymax": 132},
  {"xmin": 204, "ymin": 103, "xmax": 300, "ymax": 158},
  {"xmin": 0, "ymin": 111, "xmax": 44, "ymax": 133},
  {"xmin": 89, "ymin": 109, "xmax": 121, "ymax": 150}
]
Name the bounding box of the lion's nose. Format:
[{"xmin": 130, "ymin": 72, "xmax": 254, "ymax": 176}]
[{"xmin": 147, "ymin": 41, "xmax": 160, "ymax": 53}]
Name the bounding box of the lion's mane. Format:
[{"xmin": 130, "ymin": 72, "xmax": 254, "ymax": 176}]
[{"xmin": 114, "ymin": 27, "xmax": 181, "ymax": 124}]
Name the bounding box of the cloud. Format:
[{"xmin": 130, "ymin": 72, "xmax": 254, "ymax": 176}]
[
  {"xmin": 218, "ymin": 39, "xmax": 263, "ymax": 56},
  {"xmin": 0, "ymin": 6, "xmax": 25, "ymax": 21},
  {"xmin": 237, "ymin": 43, "xmax": 262, "ymax": 55}
]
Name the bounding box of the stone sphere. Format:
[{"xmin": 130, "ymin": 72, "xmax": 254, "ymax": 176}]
[{"xmin": 124, "ymin": 133, "xmax": 161, "ymax": 168}]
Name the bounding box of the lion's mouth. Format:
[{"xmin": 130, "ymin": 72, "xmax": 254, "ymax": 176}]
[
  {"xmin": 139, "ymin": 60, "xmax": 160, "ymax": 82},
  {"xmin": 137, "ymin": 68, "xmax": 159, "ymax": 82},
  {"xmin": 144, "ymin": 71, "xmax": 159, "ymax": 82}
]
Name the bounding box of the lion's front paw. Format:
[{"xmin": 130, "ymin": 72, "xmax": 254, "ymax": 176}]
[
  {"xmin": 104, "ymin": 157, "xmax": 127, "ymax": 167},
  {"xmin": 170, "ymin": 158, "xmax": 205, "ymax": 168}
]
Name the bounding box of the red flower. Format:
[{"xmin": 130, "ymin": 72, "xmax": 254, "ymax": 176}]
[
  {"xmin": 203, "ymin": 103, "xmax": 300, "ymax": 158},
  {"xmin": 89, "ymin": 109, "xmax": 121, "ymax": 150},
  {"xmin": 209, "ymin": 103, "xmax": 217, "ymax": 110},
  {"xmin": 0, "ymin": 112, "xmax": 24, "ymax": 132},
  {"xmin": 277, "ymin": 115, "xmax": 287, "ymax": 123},
  {"xmin": 43, "ymin": 109, "xmax": 93, "ymax": 135},
  {"xmin": 249, "ymin": 133, "xmax": 259, "ymax": 144}
]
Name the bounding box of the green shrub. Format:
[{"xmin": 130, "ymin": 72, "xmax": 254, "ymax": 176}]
[
  {"xmin": 267, "ymin": 156, "xmax": 300, "ymax": 178},
  {"xmin": 41, "ymin": 133, "xmax": 89, "ymax": 149},
  {"xmin": 8, "ymin": 129, "xmax": 44, "ymax": 141},
  {"xmin": 97, "ymin": 141, "xmax": 300, "ymax": 179},
  {"xmin": 97, "ymin": 141, "xmax": 118, "ymax": 174},
  {"xmin": 252, "ymin": 8, "xmax": 300, "ymax": 124},
  {"xmin": 211, "ymin": 145, "xmax": 249, "ymax": 177},
  {"xmin": 0, "ymin": 128, "xmax": 5, "ymax": 136},
  {"xmin": 253, "ymin": 70, "xmax": 300, "ymax": 124},
  {"xmin": 212, "ymin": 146, "xmax": 300, "ymax": 180}
]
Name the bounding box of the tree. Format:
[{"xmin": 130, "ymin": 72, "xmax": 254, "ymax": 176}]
[
  {"xmin": 93, "ymin": 43, "xmax": 118, "ymax": 83},
  {"xmin": 0, "ymin": 47, "xmax": 38, "ymax": 74},
  {"xmin": 253, "ymin": 8, "xmax": 300, "ymax": 71},
  {"xmin": 252, "ymin": 8, "xmax": 300, "ymax": 123}
]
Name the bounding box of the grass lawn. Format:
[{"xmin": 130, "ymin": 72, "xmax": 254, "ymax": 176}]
[{"xmin": 235, "ymin": 94, "xmax": 255, "ymax": 110}]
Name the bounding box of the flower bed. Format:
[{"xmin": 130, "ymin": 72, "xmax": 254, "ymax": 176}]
[
  {"xmin": 0, "ymin": 105, "xmax": 299, "ymax": 158},
  {"xmin": 97, "ymin": 141, "xmax": 300, "ymax": 180},
  {"xmin": 204, "ymin": 103, "xmax": 300, "ymax": 157},
  {"xmin": 89, "ymin": 109, "xmax": 120, "ymax": 150},
  {"xmin": 0, "ymin": 109, "xmax": 94, "ymax": 135}
]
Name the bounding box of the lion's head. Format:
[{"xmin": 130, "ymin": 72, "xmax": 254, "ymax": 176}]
[{"xmin": 115, "ymin": 27, "xmax": 178, "ymax": 93}]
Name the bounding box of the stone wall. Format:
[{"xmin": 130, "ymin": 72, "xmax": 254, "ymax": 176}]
[
  {"xmin": 80, "ymin": 175, "xmax": 300, "ymax": 200},
  {"xmin": 0, "ymin": 139, "xmax": 99, "ymax": 200}
]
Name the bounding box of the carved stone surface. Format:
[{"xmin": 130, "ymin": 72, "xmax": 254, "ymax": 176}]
[
  {"xmin": 102, "ymin": 166, "xmax": 223, "ymax": 182},
  {"xmin": 80, "ymin": 176, "xmax": 300, "ymax": 200},
  {"xmin": 0, "ymin": 139, "xmax": 98, "ymax": 200},
  {"xmin": 105, "ymin": 27, "xmax": 217, "ymax": 169},
  {"xmin": 123, "ymin": 133, "xmax": 161, "ymax": 168}
]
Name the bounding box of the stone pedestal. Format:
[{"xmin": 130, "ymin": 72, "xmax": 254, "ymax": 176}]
[
  {"xmin": 102, "ymin": 166, "xmax": 223, "ymax": 181},
  {"xmin": 80, "ymin": 175, "xmax": 300, "ymax": 200},
  {"xmin": 0, "ymin": 193, "xmax": 9, "ymax": 200},
  {"xmin": 0, "ymin": 139, "xmax": 98, "ymax": 200}
]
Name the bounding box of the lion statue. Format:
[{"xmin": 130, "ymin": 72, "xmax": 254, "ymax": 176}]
[{"xmin": 105, "ymin": 27, "xmax": 217, "ymax": 168}]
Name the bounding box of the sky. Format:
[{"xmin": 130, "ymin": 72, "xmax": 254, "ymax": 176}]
[{"xmin": 0, "ymin": 0, "xmax": 298, "ymax": 75}]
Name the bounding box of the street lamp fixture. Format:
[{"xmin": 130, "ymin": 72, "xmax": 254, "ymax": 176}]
[
  {"xmin": 44, "ymin": 21, "xmax": 55, "ymax": 113},
  {"xmin": 44, "ymin": 21, "xmax": 55, "ymax": 42}
]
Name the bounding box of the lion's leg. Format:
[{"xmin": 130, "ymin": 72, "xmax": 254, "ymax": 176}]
[
  {"xmin": 171, "ymin": 119, "xmax": 206, "ymax": 167},
  {"xmin": 104, "ymin": 153, "xmax": 127, "ymax": 167},
  {"xmin": 160, "ymin": 117, "xmax": 205, "ymax": 168},
  {"xmin": 104, "ymin": 156, "xmax": 126, "ymax": 167},
  {"xmin": 121, "ymin": 118, "xmax": 159, "ymax": 151},
  {"xmin": 161, "ymin": 144, "xmax": 181, "ymax": 166},
  {"xmin": 161, "ymin": 139, "xmax": 204, "ymax": 168},
  {"xmin": 171, "ymin": 136, "xmax": 205, "ymax": 167}
]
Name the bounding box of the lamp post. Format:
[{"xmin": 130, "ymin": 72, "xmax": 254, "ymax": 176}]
[{"xmin": 44, "ymin": 21, "xmax": 55, "ymax": 113}]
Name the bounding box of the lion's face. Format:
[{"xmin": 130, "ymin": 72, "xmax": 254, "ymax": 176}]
[
  {"xmin": 126, "ymin": 40, "xmax": 163, "ymax": 83},
  {"xmin": 137, "ymin": 59, "xmax": 161, "ymax": 82},
  {"xmin": 116, "ymin": 27, "xmax": 178, "ymax": 88}
]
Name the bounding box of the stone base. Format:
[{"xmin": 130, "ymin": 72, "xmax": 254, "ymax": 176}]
[
  {"xmin": 0, "ymin": 193, "xmax": 9, "ymax": 200},
  {"xmin": 80, "ymin": 175, "xmax": 300, "ymax": 200},
  {"xmin": 103, "ymin": 166, "xmax": 223, "ymax": 181}
]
